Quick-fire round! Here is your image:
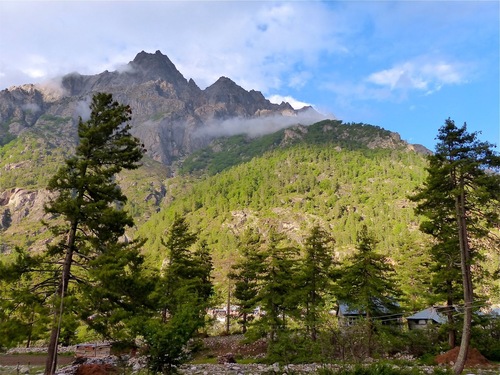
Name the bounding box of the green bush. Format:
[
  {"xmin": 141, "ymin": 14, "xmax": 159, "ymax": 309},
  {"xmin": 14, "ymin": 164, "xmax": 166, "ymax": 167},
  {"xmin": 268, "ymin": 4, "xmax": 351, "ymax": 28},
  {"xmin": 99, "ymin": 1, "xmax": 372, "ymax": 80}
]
[
  {"xmin": 403, "ymin": 328, "xmax": 443, "ymax": 358},
  {"xmin": 471, "ymin": 315, "xmax": 500, "ymax": 361},
  {"xmin": 265, "ymin": 331, "xmax": 324, "ymax": 364}
]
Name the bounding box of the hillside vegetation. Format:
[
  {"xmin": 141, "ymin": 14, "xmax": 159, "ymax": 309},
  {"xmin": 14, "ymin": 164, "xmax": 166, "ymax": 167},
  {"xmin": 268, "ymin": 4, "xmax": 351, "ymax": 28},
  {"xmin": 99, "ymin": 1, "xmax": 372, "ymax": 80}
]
[
  {"xmin": 180, "ymin": 120, "xmax": 413, "ymax": 175},
  {"xmin": 139, "ymin": 122, "xmax": 435, "ymax": 310}
]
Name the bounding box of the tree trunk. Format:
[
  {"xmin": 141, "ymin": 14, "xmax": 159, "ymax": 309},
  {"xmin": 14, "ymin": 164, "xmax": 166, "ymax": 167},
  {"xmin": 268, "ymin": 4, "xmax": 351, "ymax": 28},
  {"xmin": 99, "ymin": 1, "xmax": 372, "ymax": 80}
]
[
  {"xmin": 366, "ymin": 312, "xmax": 373, "ymax": 358},
  {"xmin": 311, "ymin": 292, "xmax": 317, "ymax": 342},
  {"xmin": 241, "ymin": 311, "xmax": 247, "ymax": 334},
  {"xmin": 44, "ymin": 224, "xmax": 76, "ymax": 375},
  {"xmin": 453, "ymin": 190, "xmax": 473, "ymax": 375},
  {"xmin": 446, "ymin": 282, "xmax": 456, "ymax": 348},
  {"xmin": 225, "ymin": 286, "xmax": 231, "ymax": 335}
]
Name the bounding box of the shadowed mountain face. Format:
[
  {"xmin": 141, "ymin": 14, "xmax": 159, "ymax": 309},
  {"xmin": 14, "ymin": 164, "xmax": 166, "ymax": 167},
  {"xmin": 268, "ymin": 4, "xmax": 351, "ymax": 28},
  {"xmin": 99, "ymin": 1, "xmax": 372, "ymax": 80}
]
[{"xmin": 0, "ymin": 50, "xmax": 324, "ymax": 164}]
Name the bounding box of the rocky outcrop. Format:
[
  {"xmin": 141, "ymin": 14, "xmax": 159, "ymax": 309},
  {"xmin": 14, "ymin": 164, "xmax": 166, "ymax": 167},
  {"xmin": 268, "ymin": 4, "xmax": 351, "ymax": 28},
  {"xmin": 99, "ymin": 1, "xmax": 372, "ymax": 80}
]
[{"xmin": 0, "ymin": 188, "xmax": 51, "ymax": 230}]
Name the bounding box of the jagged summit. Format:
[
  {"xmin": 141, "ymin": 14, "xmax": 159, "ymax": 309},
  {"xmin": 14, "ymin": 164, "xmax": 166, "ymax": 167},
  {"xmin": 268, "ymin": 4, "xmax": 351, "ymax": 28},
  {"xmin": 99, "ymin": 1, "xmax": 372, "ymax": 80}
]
[
  {"xmin": 205, "ymin": 76, "xmax": 249, "ymax": 102},
  {"xmin": 206, "ymin": 76, "xmax": 239, "ymax": 89},
  {"xmin": 59, "ymin": 50, "xmax": 191, "ymax": 96},
  {"xmin": 129, "ymin": 50, "xmax": 188, "ymax": 87}
]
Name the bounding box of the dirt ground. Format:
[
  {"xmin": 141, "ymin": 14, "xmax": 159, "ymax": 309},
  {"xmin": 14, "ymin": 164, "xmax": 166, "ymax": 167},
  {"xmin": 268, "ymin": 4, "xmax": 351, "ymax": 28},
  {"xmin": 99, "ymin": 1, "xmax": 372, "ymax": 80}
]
[
  {"xmin": 198, "ymin": 334, "xmax": 267, "ymax": 358},
  {"xmin": 0, "ymin": 354, "xmax": 74, "ymax": 367},
  {"xmin": 435, "ymin": 346, "xmax": 492, "ymax": 367}
]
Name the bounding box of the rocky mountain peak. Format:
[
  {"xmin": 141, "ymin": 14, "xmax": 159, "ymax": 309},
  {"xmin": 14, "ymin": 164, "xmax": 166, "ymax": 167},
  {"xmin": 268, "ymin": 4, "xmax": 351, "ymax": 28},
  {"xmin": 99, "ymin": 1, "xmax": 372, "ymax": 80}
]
[
  {"xmin": 129, "ymin": 50, "xmax": 188, "ymax": 87},
  {"xmin": 203, "ymin": 76, "xmax": 280, "ymax": 118},
  {"xmin": 204, "ymin": 76, "xmax": 244, "ymax": 96}
]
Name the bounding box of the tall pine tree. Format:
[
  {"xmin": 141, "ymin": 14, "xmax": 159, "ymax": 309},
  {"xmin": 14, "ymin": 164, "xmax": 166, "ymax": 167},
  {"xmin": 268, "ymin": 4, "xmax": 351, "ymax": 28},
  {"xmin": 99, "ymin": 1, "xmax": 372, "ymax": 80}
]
[
  {"xmin": 43, "ymin": 92, "xmax": 145, "ymax": 375},
  {"xmin": 145, "ymin": 214, "xmax": 214, "ymax": 374},
  {"xmin": 412, "ymin": 118, "xmax": 500, "ymax": 374},
  {"xmin": 257, "ymin": 229, "xmax": 300, "ymax": 342},
  {"xmin": 336, "ymin": 225, "xmax": 401, "ymax": 356}
]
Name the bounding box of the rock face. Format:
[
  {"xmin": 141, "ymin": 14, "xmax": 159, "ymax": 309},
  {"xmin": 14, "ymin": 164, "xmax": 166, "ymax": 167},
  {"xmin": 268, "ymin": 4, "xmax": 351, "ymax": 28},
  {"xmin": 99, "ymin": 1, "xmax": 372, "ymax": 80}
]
[
  {"xmin": 0, "ymin": 50, "xmax": 321, "ymax": 164},
  {"xmin": 0, "ymin": 188, "xmax": 51, "ymax": 230}
]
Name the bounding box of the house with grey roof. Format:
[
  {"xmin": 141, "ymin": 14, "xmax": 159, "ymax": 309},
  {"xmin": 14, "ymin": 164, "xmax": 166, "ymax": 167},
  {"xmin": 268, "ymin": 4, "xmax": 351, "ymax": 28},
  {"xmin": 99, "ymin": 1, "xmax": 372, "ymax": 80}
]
[{"xmin": 406, "ymin": 306, "xmax": 449, "ymax": 330}]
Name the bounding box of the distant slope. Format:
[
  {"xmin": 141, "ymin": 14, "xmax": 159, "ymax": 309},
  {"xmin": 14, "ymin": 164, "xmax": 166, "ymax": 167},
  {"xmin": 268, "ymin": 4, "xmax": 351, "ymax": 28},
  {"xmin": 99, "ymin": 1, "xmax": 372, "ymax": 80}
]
[{"xmin": 180, "ymin": 120, "xmax": 428, "ymax": 175}]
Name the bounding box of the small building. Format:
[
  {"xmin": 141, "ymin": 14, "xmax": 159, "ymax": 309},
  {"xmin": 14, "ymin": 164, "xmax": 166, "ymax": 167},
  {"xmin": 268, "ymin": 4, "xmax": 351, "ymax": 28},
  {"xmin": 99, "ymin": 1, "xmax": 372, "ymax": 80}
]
[
  {"xmin": 406, "ymin": 306, "xmax": 448, "ymax": 330},
  {"xmin": 75, "ymin": 343, "xmax": 111, "ymax": 358},
  {"xmin": 336, "ymin": 303, "xmax": 365, "ymax": 325},
  {"xmin": 336, "ymin": 301, "xmax": 403, "ymax": 326}
]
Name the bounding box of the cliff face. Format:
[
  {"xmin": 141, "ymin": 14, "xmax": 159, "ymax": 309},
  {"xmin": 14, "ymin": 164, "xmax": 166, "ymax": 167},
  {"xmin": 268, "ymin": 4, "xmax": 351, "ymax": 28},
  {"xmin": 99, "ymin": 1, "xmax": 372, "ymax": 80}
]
[{"xmin": 0, "ymin": 50, "xmax": 320, "ymax": 164}]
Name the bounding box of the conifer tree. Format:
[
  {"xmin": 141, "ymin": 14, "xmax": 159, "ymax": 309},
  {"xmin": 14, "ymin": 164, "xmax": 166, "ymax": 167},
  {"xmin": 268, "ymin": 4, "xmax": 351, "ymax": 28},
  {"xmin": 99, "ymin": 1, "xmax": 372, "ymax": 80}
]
[
  {"xmin": 412, "ymin": 118, "xmax": 500, "ymax": 374},
  {"xmin": 78, "ymin": 240, "xmax": 154, "ymax": 341},
  {"xmin": 159, "ymin": 214, "xmax": 200, "ymax": 319},
  {"xmin": 411, "ymin": 154, "xmax": 464, "ymax": 347},
  {"xmin": 193, "ymin": 239, "xmax": 215, "ymax": 305},
  {"xmin": 299, "ymin": 225, "xmax": 336, "ymax": 341},
  {"xmin": 257, "ymin": 229, "xmax": 300, "ymax": 341},
  {"xmin": 337, "ymin": 225, "xmax": 400, "ymax": 318},
  {"xmin": 43, "ymin": 92, "xmax": 145, "ymax": 375},
  {"xmin": 419, "ymin": 217, "xmax": 462, "ymax": 348},
  {"xmin": 145, "ymin": 214, "xmax": 214, "ymax": 373},
  {"xmin": 336, "ymin": 225, "xmax": 401, "ymax": 356},
  {"xmin": 228, "ymin": 228, "xmax": 265, "ymax": 333},
  {"xmin": 0, "ymin": 249, "xmax": 52, "ymax": 349}
]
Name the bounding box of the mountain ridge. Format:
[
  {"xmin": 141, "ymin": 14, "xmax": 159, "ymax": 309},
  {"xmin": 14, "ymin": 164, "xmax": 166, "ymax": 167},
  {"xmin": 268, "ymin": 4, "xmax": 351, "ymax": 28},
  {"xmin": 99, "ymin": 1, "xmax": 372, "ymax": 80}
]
[{"xmin": 0, "ymin": 50, "xmax": 326, "ymax": 164}]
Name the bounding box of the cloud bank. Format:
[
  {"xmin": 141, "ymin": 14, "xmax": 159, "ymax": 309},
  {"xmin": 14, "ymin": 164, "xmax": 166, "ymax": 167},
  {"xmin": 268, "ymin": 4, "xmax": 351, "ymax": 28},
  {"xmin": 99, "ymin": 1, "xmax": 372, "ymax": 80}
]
[{"xmin": 196, "ymin": 108, "xmax": 328, "ymax": 140}]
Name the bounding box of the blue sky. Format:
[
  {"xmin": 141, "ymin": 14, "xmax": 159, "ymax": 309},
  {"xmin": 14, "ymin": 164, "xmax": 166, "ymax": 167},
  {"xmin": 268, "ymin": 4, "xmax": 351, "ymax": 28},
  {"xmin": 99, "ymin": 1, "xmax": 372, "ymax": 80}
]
[{"xmin": 0, "ymin": 1, "xmax": 498, "ymax": 150}]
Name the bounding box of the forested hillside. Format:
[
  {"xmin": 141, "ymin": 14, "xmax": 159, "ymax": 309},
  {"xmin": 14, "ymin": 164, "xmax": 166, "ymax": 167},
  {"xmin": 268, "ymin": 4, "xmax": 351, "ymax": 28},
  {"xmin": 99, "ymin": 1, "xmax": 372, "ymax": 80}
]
[
  {"xmin": 2, "ymin": 110, "xmax": 500, "ymax": 370},
  {"xmin": 139, "ymin": 134, "xmax": 434, "ymax": 310}
]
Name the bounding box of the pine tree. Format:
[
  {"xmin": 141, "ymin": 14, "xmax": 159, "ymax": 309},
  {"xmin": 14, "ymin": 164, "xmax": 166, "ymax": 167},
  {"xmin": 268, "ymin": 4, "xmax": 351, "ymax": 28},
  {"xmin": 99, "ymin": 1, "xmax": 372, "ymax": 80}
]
[
  {"xmin": 159, "ymin": 214, "xmax": 199, "ymax": 320},
  {"xmin": 420, "ymin": 215, "xmax": 462, "ymax": 348},
  {"xmin": 228, "ymin": 228, "xmax": 265, "ymax": 333},
  {"xmin": 298, "ymin": 225, "xmax": 336, "ymax": 341},
  {"xmin": 145, "ymin": 214, "xmax": 214, "ymax": 373},
  {"xmin": 257, "ymin": 229, "xmax": 300, "ymax": 342},
  {"xmin": 411, "ymin": 118, "xmax": 500, "ymax": 374},
  {"xmin": 43, "ymin": 92, "xmax": 145, "ymax": 375},
  {"xmin": 0, "ymin": 249, "xmax": 52, "ymax": 349},
  {"xmin": 192, "ymin": 239, "xmax": 214, "ymax": 305},
  {"xmin": 78, "ymin": 240, "xmax": 154, "ymax": 341},
  {"xmin": 336, "ymin": 225, "xmax": 401, "ymax": 356},
  {"xmin": 411, "ymin": 142, "xmax": 465, "ymax": 347}
]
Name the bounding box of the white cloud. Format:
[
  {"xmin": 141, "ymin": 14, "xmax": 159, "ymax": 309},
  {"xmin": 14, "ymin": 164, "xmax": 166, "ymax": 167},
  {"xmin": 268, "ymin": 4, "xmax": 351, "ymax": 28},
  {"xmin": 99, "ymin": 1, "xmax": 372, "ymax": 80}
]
[
  {"xmin": 195, "ymin": 109, "xmax": 327, "ymax": 140},
  {"xmin": 367, "ymin": 59, "xmax": 468, "ymax": 94},
  {"xmin": 21, "ymin": 68, "xmax": 47, "ymax": 79}
]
